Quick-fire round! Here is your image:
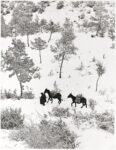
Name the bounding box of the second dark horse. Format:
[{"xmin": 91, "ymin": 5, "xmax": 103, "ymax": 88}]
[
  {"xmin": 44, "ymin": 88, "xmax": 62, "ymax": 104},
  {"xmin": 67, "ymin": 93, "xmax": 87, "ymax": 108}
]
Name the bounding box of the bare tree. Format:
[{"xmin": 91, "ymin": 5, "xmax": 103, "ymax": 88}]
[{"xmin": 96, "ymin": 62, "xmax": 105, "ymax": 91}]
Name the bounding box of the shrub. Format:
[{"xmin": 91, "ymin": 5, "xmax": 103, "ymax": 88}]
[
  {"xmin": 37, "ymin": 1, "xmax": 48, "ymax": 14},
  {"xmin": 78, "ymin": 13, "xmax": 85, "ymax": 19},
  {"xmin": 75, "ymin": 62, "xmax": 84, "ymax": 71},
  {"xmin": 52, "ymin": 107, "xmax": 71, "ymax": 118},
  {"xmin": 53, "ymin": 81, "xmax": 61, "ymax": 93},
  {"xmin": 22, "ymin": 87, "xmax": 34, "ymax": 99},
  {"xmin": 1, "ymin": 89, "xmax": 18, "ymax": 99},
  {"xmin": 72, "ymin": 110, "xmax": 94, "ymax": 128},
  {"xmin": 110, "ymin": 43, "xmax": 115, "ymax": 49},
  {"xmin": 9, "ymin": 1, "xmax": 15, "ymax": 10},
  {"xmin": 89, "ymin": 99, "xmax": 97, "ymax": 111},
  {"xmin": 72, "ymin": 1, "xmax": 80, "ymax": 8},
  {"xmin": 95, "ymin": 111, "xmax": 114, "ymax": 133},
  {"xmin": 48, "ymin": 70, "xmax": 54, "ymax": 76},
  {"xmin": 11, "ymin": 119, "xmax": 76, "ymax": 148},
  {"xmin": 99, "ymin": 89, "xmax": 106, "ymax": 95},
  {"xmin": 57, "ymin": 1, "xmax": 64, "ymax": 9},
  {"xmin": 33, "ymin": 72, "xmax": 41, "ymax": 79},
  {"xmin": 91, "ymin": 57, "xmax": 96, "ymax": 62},
  {"xmin": 1, "ymin": 108, "xmax": 24, "ymax": 129},
  {"xmin": 87, "ymin": 1, "xmax": 95, "ymax": 8}
]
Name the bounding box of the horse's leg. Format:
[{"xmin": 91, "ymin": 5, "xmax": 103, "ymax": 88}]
[
  {"xmin": 47, "ymin": 97, "xmax": 50, "ymax": 103},
  {"xmin": 81, "ymin": 103, "xmax": 84, "ymax": 108},
  {"xmin": 51, "ymin": 98, "xmax": 53, "ymax": 103},
  {"xmin": 59, "ymin": 97, "xmax": 62, "ymax": 104},
  {"xmin": 58, "ymin": 99, "xmax": 61, "ymax": 104},
  {"xmin": 85, "ymin": 103, "xmax": 87, "ymax": 108},
  {"xmin": 71, "ymin": 102, "xmax": 73, "ymax": 106},
  {"xmin": 58, "ymin": 100, "xmax": 61, "ymax": 105},
  {"xmin": 85, "ymin": 101, "xmax": 87, "ymax": 108},
  {"xmin": 75, "ymin": 102, "xmax": 76, "ymax": 107}
]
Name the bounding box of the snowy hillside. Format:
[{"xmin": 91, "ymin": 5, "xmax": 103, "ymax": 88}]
[{"xmin": 0, "ymin": 0, "xmax": 115, "ymax": 149}]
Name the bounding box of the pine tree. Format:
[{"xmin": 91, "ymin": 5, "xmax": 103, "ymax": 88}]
[
  {"xmin": 2, "ymin": 39, "xmax": 38, "ymax": 98},
  {"xmin": 10, "ymin": 2, "xmax": 38, "ymax": 46},
  {"xmin": 51, "ymin": 18, "xmax": 78, "ymax": 78},
  {"xmin": 90, "ymin": 2, "xmax": 109, "ymax": 37},
  {"xmin": 31, "ymin": 37, "xmax": 47, "ymax": 63},
  {"xmin": 40, "ymin": 19, "xmax": 47, "ymax": 32},
  {"xmin": 45, "ymin": 21, "xmax": 61, "ymax": 42},
  {"xmin": 108, "ymin": 12, "xmax": 115, "ymax": 40}
]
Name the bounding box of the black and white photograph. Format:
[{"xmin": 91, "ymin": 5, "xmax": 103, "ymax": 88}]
[{"xmin": 0, "ymin": 0, "xmax": 115, "ymax": 149}]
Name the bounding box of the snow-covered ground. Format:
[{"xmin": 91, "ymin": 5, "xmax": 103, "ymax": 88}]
[{"xmin": 0, "ymin": 0, "xmax": 115, "ymax": 149}]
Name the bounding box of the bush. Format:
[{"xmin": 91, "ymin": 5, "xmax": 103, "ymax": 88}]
[
  {"xmin": 11, "ymin": 119, "xmax": 76, "ymax": 148},
  {"xmin": 99, "ymin": 89, "xmax": 106, "ymax": 95},
  {"xmin": 57, "ymin": 1, "xmax": 64, "ymax": 9},
  {"xmin": 72, "ymin": 110, "xmax": 94, "ymax": 128},
  {"xmin": 48, "ymin": 70, "xmax": 54, "ymax": 76},
  {"xmin": 87, "ymin": 1, "xmax": 95, "ymax": 8},
  {"xmin": 95, "ymin": 111, "xmax": 114, "ymax": 133},
  {"xmin": 89, "ymin": 99, "xmax": 97, "ymax": 111},
  {"xmin": 78, "ymin": 13, "xmax": 85, "ymax": 19},
  {"xmin": 22, "ymin": 87, "xmax": 34, "ymax": 99},
  {"xmin": 53, "ymin": 81, "xmax": 61, "ymax": 93},
  {"xmin": 9, "ymin": 1, "xmax": 15, "ymax": 10},
  {"xmin": 37, "ymin": 1, "xmax": 47, "ymax": 14},
  {"xmin": 1, "ymin": 89, "xmax": 18, "ymax": 99},
  {"xmin": 72, "ymin": 1, "xmax": 81, "ymax": 8},
  {"xmin": 52, "ymin": 107, "xmax": 71, "ymax": 118},
  {"xmin": 75, "ymin": 62, "xmax": 84, "ymax": 71},
  {"xmin": 1, "ymin": 108, "xmax": 24, "ymax": 129}
]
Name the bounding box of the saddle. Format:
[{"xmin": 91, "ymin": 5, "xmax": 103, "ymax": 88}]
[
  {"xmin": 51, "ymin": 90, "xmax": 58, "ymax": 96},
  {"xmin": 75, "ymin": 95, "xmax": 81, "ymax": 103}
]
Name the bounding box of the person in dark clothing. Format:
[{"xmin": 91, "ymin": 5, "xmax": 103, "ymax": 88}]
[{"xmin": 40, "ymin": 92, "xmax": 46, "ymax": 106}]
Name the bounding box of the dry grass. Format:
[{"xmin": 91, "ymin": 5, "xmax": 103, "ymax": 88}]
[{"xmin": 10, "ymin": 119, "xmax": 77, "ymax": 149}]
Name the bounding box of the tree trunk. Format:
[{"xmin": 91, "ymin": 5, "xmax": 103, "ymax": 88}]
[
  {"xmin": 15, "ymin": 71, "xmax": 23, "ymax": 99},
  {"xmin": 96, "ymin": 75, "xmax": 100, "ymax": 91},
  {"xmin": 14, "ymin": 28, "xmax": 17, "ymax": 39},
  {"xmin": 48, "ymin": 30, "xmax": 53, "ymax": 42},
  {"xmin": 19, "ymin": 81, "xmax": 23, "ymax": 98},
  {"xmin": 39, "ymin": 50, "xmax": 42, "ymax": 63},
  {"xmin": 59, "ymin": 54, "xmax": 65, "ymax": 78},
  {"xmin": 96, "ymin": 18, "xmax": 101, "ymax": 36},
  {"xmin": 27, "ymin": 33, "xmax": 29, "ymax": 47}
]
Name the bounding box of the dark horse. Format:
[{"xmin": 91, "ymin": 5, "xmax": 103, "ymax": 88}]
[
  {"xmin": 67, "ymin": 93, "xmax": 87, "ymax": 108},
  {"xmin": 44, "ymin": 88, "xmax": 62, "ymax": 104}
]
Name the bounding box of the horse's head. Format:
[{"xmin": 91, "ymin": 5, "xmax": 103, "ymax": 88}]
[
  {"xmin": 44, "ymin": 88, "xmax": 48, "ymax": 94},
  {"xmin": 67, "ymin": 93, "xmax": 72, "ymax": 98}
]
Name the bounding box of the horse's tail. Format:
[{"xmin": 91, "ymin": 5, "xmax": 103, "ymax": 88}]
[
  {"xmin": 83, "ymin": 97, "xmax": 87, "ymax": 107},
  {"xmin": 85, "ymin": 98, "xmax": 87, "ymax": 107}
]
